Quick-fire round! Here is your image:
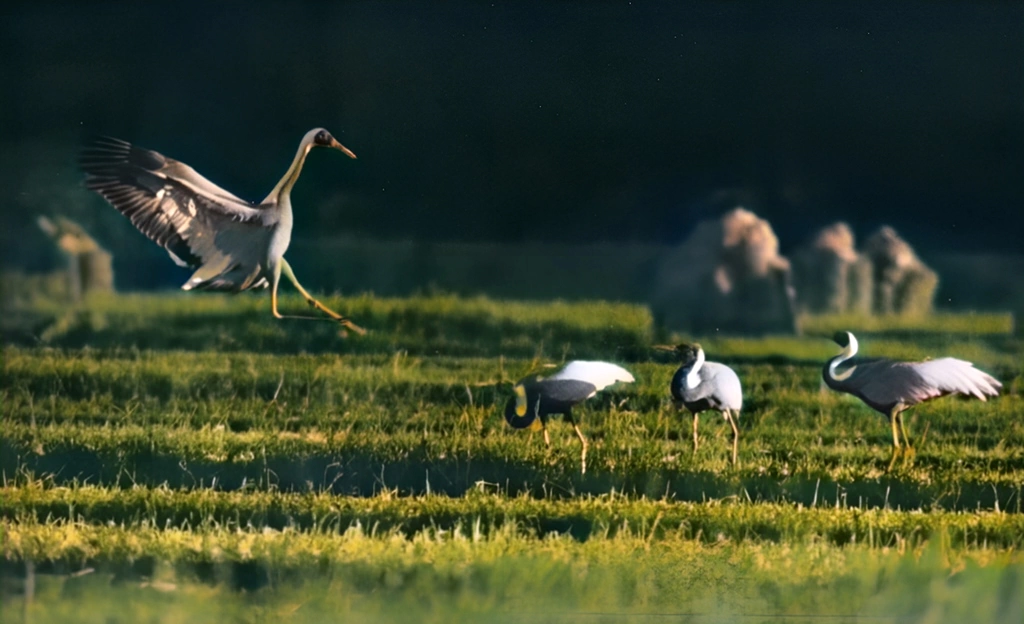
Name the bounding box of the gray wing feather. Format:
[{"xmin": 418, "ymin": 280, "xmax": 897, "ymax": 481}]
[
  {"xmin": 701, "ymin": 362, "xmax": 743, "ymax": 411},
  {"xmin": 675, "ymin": 362, "xmax": 742, "ymax": 412},
  {"xmin": 843, "ymin": 358, "xmax": 1001, "ymax": 409},
  {"xmin": 82, "ymin": 137, "xmax": 276, "ymax": 290},
  {"xmin": 535, "ymin": 379, "xmax": 599, "ymax": 404}
]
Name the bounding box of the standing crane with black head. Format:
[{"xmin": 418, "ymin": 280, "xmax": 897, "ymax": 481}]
[
  {"xmin": 504, "ymin": 360, "xmax": 635, "ymax": 474},
  {"xmin": 80, "ymin": 128, "xmax": 365, "ymax": 333},
  {"xmin": 823, "ymin": 331, "xmax": 1002, "ymax": 468},
  {"xmin": 657, "ymin": 343, "xmax": 743, "ymax": 465}
]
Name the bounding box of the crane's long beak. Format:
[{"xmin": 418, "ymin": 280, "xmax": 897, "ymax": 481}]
[
  {"xmin": 652, "ymin": 345, "xmax": 677, "ymax": 352},
  {"xmin": 330, "ymin": 138, "xmax": 357, "ymax": 159}
]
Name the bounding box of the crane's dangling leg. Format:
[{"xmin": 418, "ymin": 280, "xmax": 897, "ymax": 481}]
[
  {"xmin": 276, "ymin": 258, "xmax": 366, "ymax": 334},
  {"xmin": 565, "ymin": 410, "xmax": 588, "ymax": 475},
  {"xmin": 725, "ymin": 410, "xmax": 739, "ymax": 466},
  {"xmin": 691, "ymin": 412, "xmax": 700, "ymax": 455}
]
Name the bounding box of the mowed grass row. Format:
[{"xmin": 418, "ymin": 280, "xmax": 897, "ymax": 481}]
[
  {"xmin": 4, "ymin": 485, "xmax": 1023, "ymax": 549},
  {"xmin": 5, "ymin": 292, "xmax": 1017, "ymax": 360},
  {"xmin": 4, "ymin": 341, "xmax": 1020, "ymax": 430},
  {"xmin": 5, "ymin": 343, "xmax": 1019, "ymax": 403},
  {"xmin": 3, "ymin": 343, "xmax": 1022, "ymax": 504},
  {"xmin": 4, "ymin": 293, "xmax": 655, "ymax": 359},
  {"xmin": 4, "ymin": 346, "xmax": 1019, "ymax": 446},
  {"xmin": 4, "ymin": 419, "xmax": 1023, "ymax": 511},
  {"xmin": 3, "ymin": 518, "xmax": 1023, "ymax": 624}
]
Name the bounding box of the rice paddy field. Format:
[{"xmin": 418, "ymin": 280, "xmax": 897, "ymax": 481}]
[{"xmin": 2, "ymin": 292, "xmax": 1023, "ymax": 623}]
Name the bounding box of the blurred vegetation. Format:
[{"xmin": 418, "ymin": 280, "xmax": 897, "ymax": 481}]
[{"xmin": 2, "ymin": 519, "xmax": 1022, "ymax": 624}]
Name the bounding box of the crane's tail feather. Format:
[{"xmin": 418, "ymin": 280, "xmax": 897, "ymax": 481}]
[
  {"xmin": 916, "ymin": 358, "xmax": 1002, "ymax": 401},
  {"xmin": 549, "ymin": 361, "xmax": 635, "ymax": 391}
]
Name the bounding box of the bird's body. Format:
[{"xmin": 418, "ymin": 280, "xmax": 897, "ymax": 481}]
[
  {"xmin": 81, "ymin": 128, "xmax": 364, "ymax": 332},
  {"xmin": 823, "ymin": 331, "xmax": 1002, "ymax": 466},
  {"xmin": 504, "ymin": 360, "xmax": 635, "ymax": 474},
  {"xmin": 663, "ymin": 343, "xmax": 743, "ymax": 465},
  {"xmin": 672, "ymin": 360, "xmax": 743, "ymax": 414}
]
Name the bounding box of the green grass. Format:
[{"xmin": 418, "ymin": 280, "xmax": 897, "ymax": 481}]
[
  {"xmin": 3, "ymin": 519, "xmax": 1023, "ymax": 624},
  {"xmin": 2, "ymin": 293, "xmax": 1022, "ymax": 622},
  {"xmin": 3, "ymin": 292, "xmax": 655, "ymax": 359},
  {"xmin": 4, "ymin": 485, "xmax": 1023, "ymax": 549},
  {"xmin": 3, "ymin": 344, "xmax": 1020, "ymax": 503}
]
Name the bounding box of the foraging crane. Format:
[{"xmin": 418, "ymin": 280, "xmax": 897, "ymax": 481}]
[
  {"xmin": 823, "ymin": 331, "xmax": 1002, "ymax": 466},
  {"xmin": 80, "ymin": 128, "xmax": 365, "ymax": 333},
  {"xmin": 657, "ymin": 343, "xmax": 743, "ymax": 465},
  {"xmin": 504, "ymin": 360, "xmax": 635, "ymax": 474}
]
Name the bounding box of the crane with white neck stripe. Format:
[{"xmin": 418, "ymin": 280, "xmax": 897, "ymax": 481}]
[
  {"xmin": 656, "ymin": 343, "xmax": 743, "ymax": 466},
  {"xmin": 823, "ymin": 330, "xmax": 1001, "ymax": 469}
]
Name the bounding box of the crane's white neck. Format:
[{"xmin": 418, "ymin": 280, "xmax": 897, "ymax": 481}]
[
  {"xmin": 266, "ymin": 140, "xmax": 314, "ymax": 204},
  {"xmin": 827, "ymin": 332, "xmax": 859, "ymax": 382},
  {"xmin": 686, "ymin": 347, "xmax": 705, "ymax": 389}
]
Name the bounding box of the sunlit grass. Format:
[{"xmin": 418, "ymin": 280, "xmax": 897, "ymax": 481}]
[
  {"xmin": 2, "ymin": 518, "xmax": 1022, "ymax": 624},
  {"xmin": 4, "ymin": 485, "xmax": 1023, "ymax": 549},
  {"xmin": 2, "ymin": 293, "xmax": 1023, "ymax": 621}
]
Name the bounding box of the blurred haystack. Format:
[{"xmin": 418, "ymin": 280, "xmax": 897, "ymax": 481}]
[
  {"xmin": 652, "ymin": 207, "xmax": 797, "ymax": 334},
  {"xmin": 791, "ymin": 222, "xmax": 872, "ymax": 315},
  {"xmin": 863, "ymin": 226, "xmax": 937, "ymax": 316},
  {"xmin": 37, "ymin": 215, "xmax": 115, "ymax": 302}
]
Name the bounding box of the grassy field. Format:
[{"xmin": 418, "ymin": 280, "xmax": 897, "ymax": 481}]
[{"xmin": 2, "ymin": 293, "xmax": 1022, "ymax": 622}]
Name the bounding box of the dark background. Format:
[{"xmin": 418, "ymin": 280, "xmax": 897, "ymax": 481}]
[{"xmin": 2, "ymin": 1, "xmax": 1022, "ymax": 294}]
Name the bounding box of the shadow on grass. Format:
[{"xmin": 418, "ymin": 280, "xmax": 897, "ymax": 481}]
[{"xmin": 3, "ymin": 440, "xmax": 1018, "ymax": 515}]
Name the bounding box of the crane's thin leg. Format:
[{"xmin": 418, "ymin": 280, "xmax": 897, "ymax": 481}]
[
  {"xmin": 565, "ymin": 411, "xmax": 588, "ymax": 475},
  {"xmin": 896, "ymin": 411, "xmax": 913, "ymax": 451},
  {"xmin": 270, "ymin": 261, "xmax": 285, "ymax": 318},
  {"xmin": 887, "ymin": 406, "xmax": 902, "ymax": 472},
  {"xmin": 725, "ymin": 410, "xmax": 739, "ymax": 466},
  {"xmin": 691, "ymin": 412, "xmax": 700, "ymax": 455},
  {"xmin": 276, "ymin": 258, "xmax": 366, "ymax": 334}
]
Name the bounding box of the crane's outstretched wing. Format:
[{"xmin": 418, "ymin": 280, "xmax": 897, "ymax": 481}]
[
  {"xmin": 81, "ymin": 137, "xmax": 276, "ymax": 290},
  {"xmin": 841, "ymin": 357, "xmax": 1001, "ymax": 410},
  {"xmin": 550, "ymin": 361, "xmax": 635, "ymax": 391}
]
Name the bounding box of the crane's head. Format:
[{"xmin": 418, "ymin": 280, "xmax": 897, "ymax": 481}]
[
  {"xmin": 831, "ymin": 331, "xmax": 853, "ymax": 348},
  {"xmin": 653, "ymin": 343, "xmax": 702, "ymax": 362},
  {"xmin": 503, "ymin": 384, "xmax": 541, "ymax": 430},
  {"xmin": 830, "ymin": 331, "xmax": 859, "ymax": 358},
  {"xmin": 309, "ymin": 128, "xmax": 357, "ymax": 159}
]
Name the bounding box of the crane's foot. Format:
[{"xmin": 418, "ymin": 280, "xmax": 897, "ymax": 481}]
[
  {"xmin": 303, "ymin": 298, "xmax": 367, "ymax": 335},
  {"xmin": 886, "ymin": 447, "xmax": 902, "ymax": 473},
  {"xmin": 337, "ymin": 318, "xmax": 367, "ymax": 336}
]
